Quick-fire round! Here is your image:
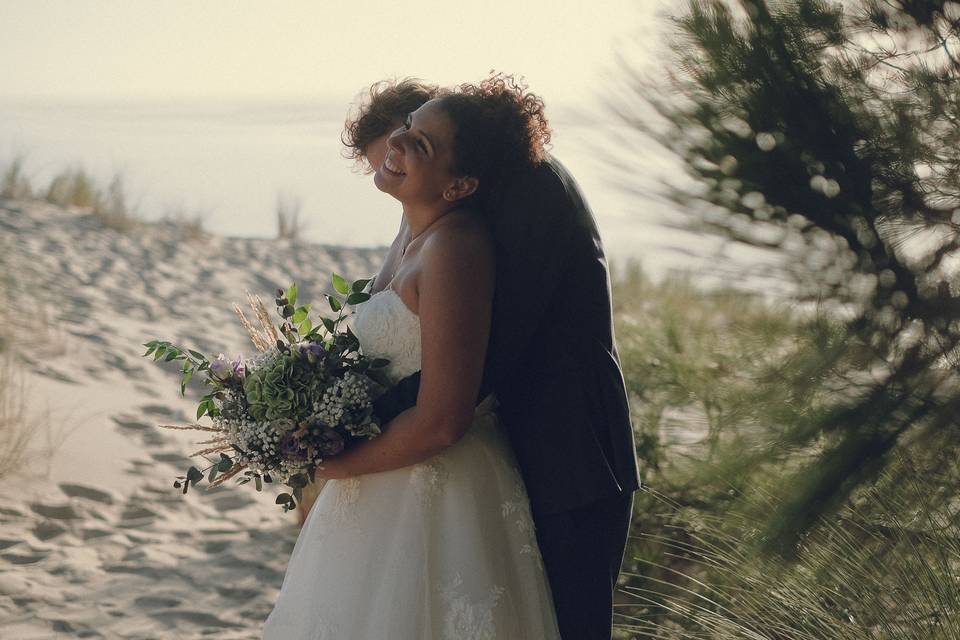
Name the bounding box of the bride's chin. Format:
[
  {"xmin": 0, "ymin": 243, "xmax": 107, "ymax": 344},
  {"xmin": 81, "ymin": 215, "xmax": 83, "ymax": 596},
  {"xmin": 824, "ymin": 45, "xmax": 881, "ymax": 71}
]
[{"xmin": 373, "ymin": 170, "xmax": 402, "ymax": 200}]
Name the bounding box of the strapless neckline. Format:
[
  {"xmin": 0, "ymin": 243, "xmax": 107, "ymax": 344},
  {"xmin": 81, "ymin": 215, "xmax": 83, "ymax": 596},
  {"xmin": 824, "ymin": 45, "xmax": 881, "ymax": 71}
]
[{"xmin": 369, "ymin": 287, "xmax": 419, "ymax": 322}]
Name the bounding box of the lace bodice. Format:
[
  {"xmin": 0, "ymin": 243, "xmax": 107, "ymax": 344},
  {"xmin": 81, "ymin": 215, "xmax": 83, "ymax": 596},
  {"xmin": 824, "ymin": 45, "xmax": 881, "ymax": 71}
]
[{"xmin": 351, "ymin": 288, "xmax": 422, "ymax": 384}]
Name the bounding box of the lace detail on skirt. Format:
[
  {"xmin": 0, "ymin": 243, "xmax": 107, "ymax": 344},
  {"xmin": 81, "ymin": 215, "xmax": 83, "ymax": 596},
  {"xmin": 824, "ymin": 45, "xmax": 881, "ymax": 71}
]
[
  {"xmin": 501, "ymin": 468, "xmax": 541, "ymax": 562},
  {"xmin": 438, "ymin": 573, "xmax": 506, "ymax": 640},
  {"xmin": 410, "ymin": 459, "xmax": 449, "ymax": 508}
]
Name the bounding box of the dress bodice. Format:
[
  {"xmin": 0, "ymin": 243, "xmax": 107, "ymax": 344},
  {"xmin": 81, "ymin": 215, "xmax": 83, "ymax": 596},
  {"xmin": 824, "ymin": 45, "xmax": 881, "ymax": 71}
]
[{"xmin": 351, "ymin": 288, "xmax": 422, "ymax": 384}]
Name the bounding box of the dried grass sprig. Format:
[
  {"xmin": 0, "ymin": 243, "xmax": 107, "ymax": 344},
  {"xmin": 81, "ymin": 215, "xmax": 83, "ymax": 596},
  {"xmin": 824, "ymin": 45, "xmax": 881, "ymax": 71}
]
[
  {"xmin": 207, "ymin": 463, "xmax": 246, "ymax": 488},
  {"xmin": 158, "ymin": 423, "xmax": 224, "ymax": 433},
  {"xmin": 247, "ymin": 291, "xmax": 282, "ymax": 345},
  {"xmin": 233, "ymin": 303, "xmax": 272, "ymax": 352},
  {"xmin": 190, "ymin": 443, "xmax": 233, "ymax": 457}
]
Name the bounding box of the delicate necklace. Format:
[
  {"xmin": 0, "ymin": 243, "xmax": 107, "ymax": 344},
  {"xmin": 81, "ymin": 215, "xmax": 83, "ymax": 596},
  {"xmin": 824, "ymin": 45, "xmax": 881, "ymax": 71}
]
[{"xmin": 402, "ymin": 213, "xmax": 447, "ymax": 257}]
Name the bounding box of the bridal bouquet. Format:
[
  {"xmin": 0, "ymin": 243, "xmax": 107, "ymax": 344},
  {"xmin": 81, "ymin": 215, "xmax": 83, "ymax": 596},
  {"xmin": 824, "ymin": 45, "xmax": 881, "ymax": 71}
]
[{"xmin": 142, "ymin": 275, "xmax": 389, "ymax": 512}]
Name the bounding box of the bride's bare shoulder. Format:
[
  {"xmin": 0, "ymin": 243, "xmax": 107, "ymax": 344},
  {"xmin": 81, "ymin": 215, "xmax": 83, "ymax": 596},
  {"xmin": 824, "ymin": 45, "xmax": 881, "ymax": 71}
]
[{"xmin": 421, "ymin": 211, "xmax": 494, "ymax": 272}]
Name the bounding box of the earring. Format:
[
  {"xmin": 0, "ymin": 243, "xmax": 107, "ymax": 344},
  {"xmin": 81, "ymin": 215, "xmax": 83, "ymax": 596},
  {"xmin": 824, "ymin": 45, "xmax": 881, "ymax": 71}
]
[{"xmin": 443, "ymin": 191, "xmax": 455, "ymax": 201}]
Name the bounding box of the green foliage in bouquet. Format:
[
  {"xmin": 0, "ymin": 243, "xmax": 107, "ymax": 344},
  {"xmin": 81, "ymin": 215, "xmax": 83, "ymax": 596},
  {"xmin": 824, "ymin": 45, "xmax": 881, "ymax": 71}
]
[{"xmin": 142, "ymin": 274, "xmax": 390, "ymax": 513}]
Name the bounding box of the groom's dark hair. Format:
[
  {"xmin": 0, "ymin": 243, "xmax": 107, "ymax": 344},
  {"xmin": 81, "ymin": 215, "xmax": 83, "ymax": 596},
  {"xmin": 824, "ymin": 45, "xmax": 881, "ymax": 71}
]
[{"xmin": 342, "ymin": 78, "xmax": 439, "ymax": 170}]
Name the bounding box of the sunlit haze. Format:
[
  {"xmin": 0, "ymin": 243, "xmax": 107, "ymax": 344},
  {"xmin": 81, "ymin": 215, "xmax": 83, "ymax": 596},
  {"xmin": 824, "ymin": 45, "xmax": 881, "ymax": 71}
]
[{"xmin": 0, "ymin": 0, "xmax": 663, "ymax": 106}]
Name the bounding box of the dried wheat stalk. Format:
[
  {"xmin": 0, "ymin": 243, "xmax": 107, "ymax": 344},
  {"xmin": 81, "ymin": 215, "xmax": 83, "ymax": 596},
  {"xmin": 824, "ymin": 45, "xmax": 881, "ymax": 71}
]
[{"xmin": 207, "ymin": 463, "xmax": 246, "ymax": 488}]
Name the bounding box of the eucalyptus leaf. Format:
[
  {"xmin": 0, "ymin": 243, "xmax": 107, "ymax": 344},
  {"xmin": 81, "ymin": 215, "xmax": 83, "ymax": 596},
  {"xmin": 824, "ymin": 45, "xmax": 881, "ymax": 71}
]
[
  {"xmin": 352, "ymin": 278, "xmax": 372, "ymax": 293},
  {"xmin": 327, "ymin": 295, "xmax": 342, "ymax": 313},
  {"xmin": 187, "ymin": 466, "xmax": 203, "ymax": 484},
  {"xmin": 286, "ymin": 283, "xmax": 298, "ymax": 307},
  {"xmin": 332, "ymin": 273, "xmax": 350, "ymax": 295},
  {"xmin": 347, "ymin": 292, "xmax": 370, "ymax": 305}
]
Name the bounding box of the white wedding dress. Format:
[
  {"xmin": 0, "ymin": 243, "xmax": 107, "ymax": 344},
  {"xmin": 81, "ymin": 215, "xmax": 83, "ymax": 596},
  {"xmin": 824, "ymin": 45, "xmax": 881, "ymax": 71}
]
[{"xmin": 262, "ymin": 288, "xmax": 561, "ymax": 639}]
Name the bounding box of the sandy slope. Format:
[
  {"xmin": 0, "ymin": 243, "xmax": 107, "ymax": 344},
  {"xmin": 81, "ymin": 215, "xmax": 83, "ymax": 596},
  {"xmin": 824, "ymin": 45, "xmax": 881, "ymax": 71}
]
[{"xmin": 0, "ymin": 199, "xmax": 385, "ymax": 638}]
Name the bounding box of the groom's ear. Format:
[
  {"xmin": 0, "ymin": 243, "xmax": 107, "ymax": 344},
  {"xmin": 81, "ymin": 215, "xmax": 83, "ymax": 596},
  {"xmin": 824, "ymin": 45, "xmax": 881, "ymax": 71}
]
[{"xmin": 443, "ymin": 176, "xmax": 479, "ymax": 202}]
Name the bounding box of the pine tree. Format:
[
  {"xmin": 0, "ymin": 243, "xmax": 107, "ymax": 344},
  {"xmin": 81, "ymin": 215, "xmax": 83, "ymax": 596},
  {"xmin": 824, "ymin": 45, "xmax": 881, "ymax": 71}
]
[{"xmin": 618, "ymin": 0, "xmax": 960, "ymax": 553}]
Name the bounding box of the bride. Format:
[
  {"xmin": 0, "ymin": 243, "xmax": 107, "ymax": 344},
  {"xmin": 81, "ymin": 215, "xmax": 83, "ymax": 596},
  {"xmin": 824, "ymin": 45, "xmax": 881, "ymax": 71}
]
[{"xmin": 261, "ymin": 76, "xmax": 561, "ymax": 639}]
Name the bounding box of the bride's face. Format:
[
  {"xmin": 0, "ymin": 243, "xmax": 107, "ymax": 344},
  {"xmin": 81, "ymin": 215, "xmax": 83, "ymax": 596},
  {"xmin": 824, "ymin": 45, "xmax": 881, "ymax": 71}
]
[{"xmin": 373, "ymin": 99, "xmax": 461, "ymax": 205}]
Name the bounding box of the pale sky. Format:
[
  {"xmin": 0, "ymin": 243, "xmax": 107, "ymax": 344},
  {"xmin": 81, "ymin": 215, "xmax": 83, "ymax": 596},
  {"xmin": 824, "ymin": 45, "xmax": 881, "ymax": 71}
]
[{"xmin": 0, "ymin": 0, "xmax": 666, "ymax": 106}]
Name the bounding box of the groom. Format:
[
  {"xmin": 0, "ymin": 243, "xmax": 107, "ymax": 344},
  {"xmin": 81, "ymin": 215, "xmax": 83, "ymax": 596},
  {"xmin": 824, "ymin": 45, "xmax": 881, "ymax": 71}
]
[{"xmin": 347, "ymin": 79, "xmax": 640, "ymax": 640}]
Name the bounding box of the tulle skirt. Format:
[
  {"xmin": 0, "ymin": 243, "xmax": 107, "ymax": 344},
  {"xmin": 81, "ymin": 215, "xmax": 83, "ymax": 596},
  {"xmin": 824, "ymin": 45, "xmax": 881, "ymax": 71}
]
[{"xmin": 261, "ymin": 395, "xmax": 561, "ymax": 639}]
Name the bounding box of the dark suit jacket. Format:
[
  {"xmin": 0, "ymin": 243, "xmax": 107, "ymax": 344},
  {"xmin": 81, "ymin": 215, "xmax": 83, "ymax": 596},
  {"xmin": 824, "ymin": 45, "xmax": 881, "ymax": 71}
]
[{"xmin": 373, "ymin": 155, "xmax": 640, "ymax": 516}]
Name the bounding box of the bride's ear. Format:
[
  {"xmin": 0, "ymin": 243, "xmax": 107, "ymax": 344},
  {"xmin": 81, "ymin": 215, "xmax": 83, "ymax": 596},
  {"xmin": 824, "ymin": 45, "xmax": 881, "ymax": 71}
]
[{"xmin": 443, "ymin": 175, "xmax": 479, "ymax": 202}]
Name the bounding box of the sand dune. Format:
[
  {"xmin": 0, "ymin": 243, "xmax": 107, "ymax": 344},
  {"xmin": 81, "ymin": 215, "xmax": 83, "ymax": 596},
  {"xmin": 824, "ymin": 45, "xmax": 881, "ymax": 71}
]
[{"xmin": 0, "ymin": 199, "xmax": 386, "ymax": 638}]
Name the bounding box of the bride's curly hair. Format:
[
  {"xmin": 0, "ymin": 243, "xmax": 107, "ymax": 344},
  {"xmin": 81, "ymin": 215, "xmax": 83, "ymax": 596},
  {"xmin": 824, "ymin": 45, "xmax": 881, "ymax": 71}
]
[
  {"xmin": 342, "ymin": 78, "xmax": 439, "ymax": 170},
  {"xmin": 438, "ymin": 72, "xmax": 552, "ymax": 208}
]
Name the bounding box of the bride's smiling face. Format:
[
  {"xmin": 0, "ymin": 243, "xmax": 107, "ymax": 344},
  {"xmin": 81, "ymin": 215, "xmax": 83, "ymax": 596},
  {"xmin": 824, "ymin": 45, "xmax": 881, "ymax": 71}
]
[{"xmin": 373, "ymin": 99, "xmax": 463, "ymax": 205}]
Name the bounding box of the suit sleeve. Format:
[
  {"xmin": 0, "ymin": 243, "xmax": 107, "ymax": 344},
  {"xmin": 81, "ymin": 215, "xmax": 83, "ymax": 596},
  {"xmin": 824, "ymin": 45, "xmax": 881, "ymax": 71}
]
[{"xmin": 487, "ymin": 160, "xmax": 576, "ymax": 387}]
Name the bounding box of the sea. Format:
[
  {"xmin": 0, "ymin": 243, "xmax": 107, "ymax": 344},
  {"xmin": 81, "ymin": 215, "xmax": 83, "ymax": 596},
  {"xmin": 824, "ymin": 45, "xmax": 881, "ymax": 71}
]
[{"xmin": 0, "ymin": 96, "xmax": 780, "ymax": 290}]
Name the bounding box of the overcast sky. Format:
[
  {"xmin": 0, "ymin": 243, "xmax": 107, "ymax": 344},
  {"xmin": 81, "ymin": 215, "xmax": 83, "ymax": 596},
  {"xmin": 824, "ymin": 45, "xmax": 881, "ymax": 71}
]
[{"xmin": 0, "ymin": 0, "xmax": 668, "ymax": 107}]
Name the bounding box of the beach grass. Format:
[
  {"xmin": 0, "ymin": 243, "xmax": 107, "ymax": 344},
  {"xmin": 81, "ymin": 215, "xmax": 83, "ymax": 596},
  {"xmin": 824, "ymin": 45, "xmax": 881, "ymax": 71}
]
[
  {"xmin": 609, "ymin": 262, "xmax": 960, "ymax": 638},
  {"xmin": 1, "ymin": 156, "xmax": 214, "ymax": 240},
  {"xmin": 0, "ymin": 246, "xmax": 50, "ymax": 480},
  {"xmin": 276, "ymin": 191, "xmax": 306, "ymax": 240},
  {"xmin": 1, "ymin": 154, "xmax": 34, "ymax": 200},
  {"xmin": 0, "ymin": 353, "xmax": 36, "ymax": 480}
]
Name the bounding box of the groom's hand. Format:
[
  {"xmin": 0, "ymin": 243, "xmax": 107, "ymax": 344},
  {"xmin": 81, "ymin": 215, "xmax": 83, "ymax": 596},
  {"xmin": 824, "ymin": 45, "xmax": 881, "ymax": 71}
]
[{"xmin": 371, "ymin": 371, "xmax": 422, "ymax": 425}]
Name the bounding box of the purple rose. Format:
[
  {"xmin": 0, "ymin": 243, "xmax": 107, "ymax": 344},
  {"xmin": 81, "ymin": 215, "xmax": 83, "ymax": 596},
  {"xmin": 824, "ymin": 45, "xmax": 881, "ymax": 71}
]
[
  {"xmin": 299, "ymin": 342, "xmax": 325, "ymax": 363},
  {"xmin": 210, "ymin": 354, "xmax": 246, "ymax": 381},
  {"xmin": 210, "ymin": 353, "xmax": 232, "ymax": 379},
  {"xmin": 231, "ymin": 355, "xmax": 246, "ymax": 380}
]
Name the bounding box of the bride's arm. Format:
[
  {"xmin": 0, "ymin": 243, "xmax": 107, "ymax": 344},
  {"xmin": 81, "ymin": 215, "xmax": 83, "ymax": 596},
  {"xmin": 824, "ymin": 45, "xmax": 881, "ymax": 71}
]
[{"xmin": 316, "ymin": 219, "xmax": 494, "ymax": 479}]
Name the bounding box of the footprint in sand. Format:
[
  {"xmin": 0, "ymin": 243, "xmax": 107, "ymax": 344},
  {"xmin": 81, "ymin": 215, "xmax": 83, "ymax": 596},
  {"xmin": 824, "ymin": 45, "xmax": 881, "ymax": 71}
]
[
  {"xmin": 59, "ymin": 483, "xmax": 116, "ymax": 505},
  {"xmin": 0, "ymin": 505, "xmax": 25, "ymax": 518},
  {"xmin": 210, "ymin": 493, "xmax": 256, "ymax": 512},
  {"xmin": 148, "ymin": 451, "xmax": 187, "ymax": 465},
  {"xmin": 203, "ymin": 539, "xmax": 232, "ymax": 554},
  {"xmin": 29, "ymin": 502, "xmax": 81, "ymax": 520},
  {"xmin": 147, "ymin": 609, "xmax": 243, "ymax": 629},
  {"xmin": 2, "ymin": 550, "xmax": 51, "ymax": 565},
  {"xmin": 80, "ymin": 527, "xmax": 114, "ymax": 541},
  {"xmin": 33, "ymin": 366, "xmax": 80, "ymax": 384},
  {"xmin": 33, "ymin": 521, "xmax": 68, "ymax": 541},
  {"xmin": 214, "ymin": 585, "xmax": 260, "ymax": 600},
  {"xmin": 119, "ymin": 504, "xmax": 161, "ymax": 521},
  {"xmin": 142, "ymin": 431, "xmax": 169, "ymax": 447},
  {"xmin": 133, "ymin": 595, "xmax": 181, "ymax": 609},
  {"xmin": 111, "ymin": 416, "xmax": 151, "ymax": 432},
  {"xmin": 140, "ymin": 404, "xmax": 189, "ymax": 422}
]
